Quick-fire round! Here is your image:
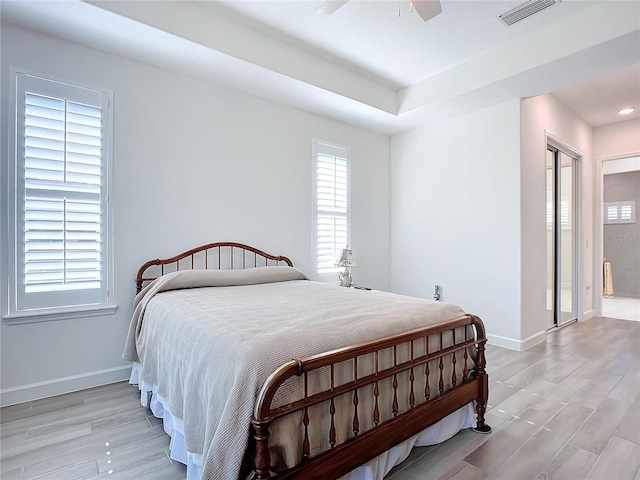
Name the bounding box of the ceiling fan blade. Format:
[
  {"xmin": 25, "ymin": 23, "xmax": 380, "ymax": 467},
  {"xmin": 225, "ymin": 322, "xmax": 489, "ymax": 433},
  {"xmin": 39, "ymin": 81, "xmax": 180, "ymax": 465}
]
[
  {"xmin": 317, "ymin": 0, "xmax": 349, "ymax": 15},
  {"xmin": 412, "ymin": 0, "xmax": 442, "ymax": 21}
]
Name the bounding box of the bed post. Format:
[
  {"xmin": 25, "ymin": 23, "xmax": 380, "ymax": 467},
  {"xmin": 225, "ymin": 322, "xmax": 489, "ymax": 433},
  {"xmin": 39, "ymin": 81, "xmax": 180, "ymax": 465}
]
[
  {"xmin": 471, "ymin": 316, "xmax": 491, "ymax": 434},
  {"xmin": 252, "ymin": 361, "xmax": 300, "ymax": 480},
  {"xmin": 251, "ymin": 420, "xmax": 272, "ymax": 479}
]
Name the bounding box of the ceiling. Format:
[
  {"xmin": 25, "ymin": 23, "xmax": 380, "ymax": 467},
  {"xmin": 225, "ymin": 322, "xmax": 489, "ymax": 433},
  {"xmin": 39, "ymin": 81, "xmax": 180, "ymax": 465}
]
[
  {"xmin": 204, "ymin": 0, "xmax": 599, "ymax": 89},
  {"xmin": 550, "ymin": 64, "xmax": 640, "ymax": 127},
  {"xmin": 1, "ymin": 0, "xmax": 639, "ymax": 134}
]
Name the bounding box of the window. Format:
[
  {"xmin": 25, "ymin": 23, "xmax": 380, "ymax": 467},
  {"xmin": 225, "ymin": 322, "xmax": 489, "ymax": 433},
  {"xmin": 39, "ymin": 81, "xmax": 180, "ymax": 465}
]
[
  {"xmin": 604, "ymin": 201, "xmax": 636, "ymax": 224},
  {"xmin": 6, "ymin": 71, "xmax": 114, "ymax": 323},
  {"xmin": 312, "ymin": 140, "xmax": 350, "ymax": 280}
]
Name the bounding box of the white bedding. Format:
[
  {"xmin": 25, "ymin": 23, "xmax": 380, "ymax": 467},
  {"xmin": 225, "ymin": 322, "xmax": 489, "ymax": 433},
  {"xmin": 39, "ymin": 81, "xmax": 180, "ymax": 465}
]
[{"xmin": 123, "ymin": 266, "xmax": 473, "ymax": 480}]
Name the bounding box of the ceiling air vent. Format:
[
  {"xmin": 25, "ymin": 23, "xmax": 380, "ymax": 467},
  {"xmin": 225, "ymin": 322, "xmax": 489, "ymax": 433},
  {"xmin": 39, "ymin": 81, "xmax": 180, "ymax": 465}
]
[{"xmin": 498, "ymin": 0, "xmax": 559, "ymax": 26}]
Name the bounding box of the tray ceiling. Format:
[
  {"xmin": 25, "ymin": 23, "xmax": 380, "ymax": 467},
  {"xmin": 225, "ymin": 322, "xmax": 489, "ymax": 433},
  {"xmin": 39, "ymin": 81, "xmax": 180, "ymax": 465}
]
[{"xmin": 1, "ymin": 0, "xmax": 638, "ymax": 134}]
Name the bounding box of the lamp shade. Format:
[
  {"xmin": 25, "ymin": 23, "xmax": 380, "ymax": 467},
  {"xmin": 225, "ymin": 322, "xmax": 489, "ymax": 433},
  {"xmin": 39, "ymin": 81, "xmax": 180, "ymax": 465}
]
[{"xmin": 335, "ymin": 246, "xmax": 356, "ymax": 267}]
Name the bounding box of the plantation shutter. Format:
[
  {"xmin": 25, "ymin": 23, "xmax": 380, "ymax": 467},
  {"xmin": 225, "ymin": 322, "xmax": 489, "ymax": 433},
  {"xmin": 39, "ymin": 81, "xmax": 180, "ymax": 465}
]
[
  {"xmin": 24, "ymin": 92, "xmax": 102, "ymax": 292},
  {"xmin": 314, "ymin": 142, "xmax": 350, "ymax": 273},
  {"xmin": 13, "ymin": 73, "xmax": 110, "ymax": 313},
  {"xmin": 604, "ymin": 201, "xmax": 636, "ymax": 224},
  {"xmin": 621, "ymin": 203, "xmax": 634, "ymax": 222}
]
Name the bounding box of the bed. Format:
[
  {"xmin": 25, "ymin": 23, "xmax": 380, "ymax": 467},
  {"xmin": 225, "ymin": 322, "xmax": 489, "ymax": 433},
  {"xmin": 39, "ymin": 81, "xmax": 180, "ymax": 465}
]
[{"xmin": 123, "ymin": 242, "xmax": 490, "ymax": 480}]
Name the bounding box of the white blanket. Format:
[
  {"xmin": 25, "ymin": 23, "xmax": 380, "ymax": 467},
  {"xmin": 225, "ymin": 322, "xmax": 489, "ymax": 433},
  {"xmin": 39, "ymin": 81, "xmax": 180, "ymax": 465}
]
[{"xmin": 123, "ymin": 267, "xmax": 469, "ymax": 480}]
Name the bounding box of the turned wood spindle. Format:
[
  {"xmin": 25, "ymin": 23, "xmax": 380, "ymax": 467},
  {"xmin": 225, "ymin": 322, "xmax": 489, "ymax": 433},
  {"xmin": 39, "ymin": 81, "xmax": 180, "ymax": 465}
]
[
  {"xmin": 424, "ymin": 337, "xmax": 430, "ymax": 401},
  {"xmin": 451, "ymin": 329, "xmax": 457, "ymax": 388},
  {"xmin": 373, "ymin": 351, "xmax": 380, "ymax": 427},
  {"xmin": 409, "ymin": 341, "xmax": 415, "ymax": 409},
  {"xmin": 463, "ymin": 328, "xmax": 469, "ymax": 382},
  {"xmin": 438, "ymin": 332, "xmax": 444, "ymax": 396},
  {"xmin": 353, "ymin": 357, "xmax": 359, "ymax": 437},
  {"xmin": 329, "ymin": 365, "xmax": 336, "ymax": 449},
  {"xmin": 302, "ymin": 373, "xmax": 310, "ymax": 461},
  {"xmin": 392, "ymin": 346, "xmax": 399, "ymax": 418}
]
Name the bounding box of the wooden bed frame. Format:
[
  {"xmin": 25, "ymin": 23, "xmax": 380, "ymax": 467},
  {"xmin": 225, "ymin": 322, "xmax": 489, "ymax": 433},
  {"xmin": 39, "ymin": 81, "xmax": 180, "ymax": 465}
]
[{"xmin": 135, "ymin": 242, "xmax": 491, "ymax": 480}]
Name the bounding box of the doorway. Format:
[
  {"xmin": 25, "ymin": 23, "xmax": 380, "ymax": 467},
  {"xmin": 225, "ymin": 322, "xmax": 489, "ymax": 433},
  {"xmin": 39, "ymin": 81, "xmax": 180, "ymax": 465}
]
[
  {"xmin": 546, "ymin": 144, "xmax": 578, "ymax": 329},
  {"xmin": 601, "ymin": 157, "xmax": 640, "ymax": 322}
]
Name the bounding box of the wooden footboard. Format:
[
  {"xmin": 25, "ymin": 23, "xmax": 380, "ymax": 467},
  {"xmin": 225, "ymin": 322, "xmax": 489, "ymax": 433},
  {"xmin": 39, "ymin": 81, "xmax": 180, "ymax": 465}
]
[{"xmin": 252, "ymin": 314, "xmax": 490, "ymax": 480}]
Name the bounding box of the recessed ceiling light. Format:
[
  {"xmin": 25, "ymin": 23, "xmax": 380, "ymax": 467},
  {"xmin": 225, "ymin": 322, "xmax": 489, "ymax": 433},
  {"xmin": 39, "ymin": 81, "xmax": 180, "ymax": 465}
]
[{"xmin": 617, "ymin": 107, "xmax": 636, "ymax": 115}]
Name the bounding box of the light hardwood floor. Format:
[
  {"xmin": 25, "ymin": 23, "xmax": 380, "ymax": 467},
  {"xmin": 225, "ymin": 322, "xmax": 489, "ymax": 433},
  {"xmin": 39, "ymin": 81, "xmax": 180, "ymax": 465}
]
[{"xmin": 1, "ymin": 316, "xmax": 639, "ymax": 480}]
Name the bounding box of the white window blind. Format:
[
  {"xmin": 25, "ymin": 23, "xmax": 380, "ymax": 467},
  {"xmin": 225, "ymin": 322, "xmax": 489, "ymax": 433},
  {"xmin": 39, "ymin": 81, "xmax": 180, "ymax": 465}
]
[
  {"xmin": 24, "ymin": 92, "xmax": 102, "ymax": 292},
  {"xmin": 313, "ymin": 141, "xmax": 350, "ymax": 276},
  {"xmin": 604, "ymin": 201, "xmax": 636, "ymax": 224},
  {"xmin": 8, "ymin": 72, "xmax": 113, "ymax": 318},
  {"xmin": 621, "ymin": 203, "xmax": 634, "ymax": 221}
]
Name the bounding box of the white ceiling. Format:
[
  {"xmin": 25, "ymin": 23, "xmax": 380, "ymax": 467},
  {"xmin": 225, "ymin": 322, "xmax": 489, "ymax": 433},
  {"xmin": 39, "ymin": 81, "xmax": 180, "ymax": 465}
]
[
  {"xmin": 204, "ymin": 0, "xmax": 600, "ymax": 88},
  {"xmin": 1, "ymin": 0, "xmax": 639, "ymax": 135},
  {"xmin": 551, "ymin": 64, "xmax": 640, "ymax": 126}
]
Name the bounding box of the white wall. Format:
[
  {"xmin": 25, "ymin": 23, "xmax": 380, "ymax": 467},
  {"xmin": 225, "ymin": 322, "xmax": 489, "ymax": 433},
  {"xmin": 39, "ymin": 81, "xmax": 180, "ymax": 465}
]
[
  {"xmin": 0, "ymin": 23, "xmax": 391, "ymax": 405},
  {"xmin": 390, "ymin": 99, "xmax": 522, "ymax": 346},
  {"xmin": 520, "ymin": 94, "xmax": 594, "ymax": 342},
  {"xmin": 594, "ymin": 119, "xmax": 640, "ymax": 159}
]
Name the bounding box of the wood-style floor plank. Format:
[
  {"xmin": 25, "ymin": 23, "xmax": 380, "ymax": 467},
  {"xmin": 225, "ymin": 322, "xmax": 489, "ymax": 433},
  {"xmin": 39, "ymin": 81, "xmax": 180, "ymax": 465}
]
[
  {"xmin": 568, "ymin": 397, "xmax": 633, "ymax": 455},
  {"xmin": 518, "ymin": 401, "xmax": 593, "ymax": 465},
  {"xmin": 616, "ymin": 395, "xmax": 640, "ymax": 445},
  {"xmin": 535, "ymin": 444, "xmax": 598, "ymax": 480},
  {"xmin": 1, "ymin": 316, "xmax": 639, "ymax": 480},
  {"xmin": 584, "ymin": 436, "xmax": 640, "ymax": 480},
  {"xmin": 463, "ymin": 407, "xmax": 551, "ymax": 474}
]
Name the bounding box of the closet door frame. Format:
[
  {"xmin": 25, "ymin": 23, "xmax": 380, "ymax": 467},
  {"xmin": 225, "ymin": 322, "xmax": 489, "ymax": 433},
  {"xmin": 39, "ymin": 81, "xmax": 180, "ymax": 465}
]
[{"xmin": 546, "ymin": 132, "xmax": 582, "ymax": 329}]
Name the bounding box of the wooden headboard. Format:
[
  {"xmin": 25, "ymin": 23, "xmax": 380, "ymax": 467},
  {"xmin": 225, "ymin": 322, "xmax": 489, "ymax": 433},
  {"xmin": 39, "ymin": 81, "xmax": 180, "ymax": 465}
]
[{"xmin": 135, "ymin": 242, "xmax": 293, "ymax": 294}]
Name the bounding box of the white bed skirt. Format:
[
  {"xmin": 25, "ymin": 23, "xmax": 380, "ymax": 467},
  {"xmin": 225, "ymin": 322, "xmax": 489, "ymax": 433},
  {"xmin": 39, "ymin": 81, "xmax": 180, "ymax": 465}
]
[{"xmin": 130, "ymin": 363, "xmax": 475, "ymax": 480}]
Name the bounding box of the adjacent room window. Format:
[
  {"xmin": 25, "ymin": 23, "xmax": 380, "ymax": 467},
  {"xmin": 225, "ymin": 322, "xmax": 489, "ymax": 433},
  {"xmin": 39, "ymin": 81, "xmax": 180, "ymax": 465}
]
[
  {"xmin": 312, "ymin": 140, "xmax": 351, "ymax": 280},
  {"xmin": 6, "ymin": 71, "xmax": 114, "ymax": 322},
  {"xmin": 604, "ymin": 201, "xmax": 636, "ymax": 224}
]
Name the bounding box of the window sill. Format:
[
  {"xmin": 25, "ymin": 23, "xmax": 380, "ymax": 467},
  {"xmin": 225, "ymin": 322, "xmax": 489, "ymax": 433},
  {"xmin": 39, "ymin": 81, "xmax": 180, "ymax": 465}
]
[{"xmin": 3, "ymin": 304, "xmax": 118, "ymax": 325}]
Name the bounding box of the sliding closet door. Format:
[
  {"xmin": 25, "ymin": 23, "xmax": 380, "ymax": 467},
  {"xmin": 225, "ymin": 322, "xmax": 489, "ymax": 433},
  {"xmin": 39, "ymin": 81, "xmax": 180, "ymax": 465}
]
[
  {"xmin": 546, "ymin": 149, "xmax": 556, "ymax": 329},
  {"xmin": 558, "ymin": 152, "xmax": 577, "ymax": 324},
  {"xmin": 547, "ymin": 146, "xmax": 578, "ymax": 329}
]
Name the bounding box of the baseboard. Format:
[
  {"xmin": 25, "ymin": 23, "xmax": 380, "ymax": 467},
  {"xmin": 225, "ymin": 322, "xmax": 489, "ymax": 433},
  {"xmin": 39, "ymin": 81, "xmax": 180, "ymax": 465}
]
[
  {"xmin": 0, "ymin": 364, "xmax": 132, "ymax": 407},
  {"xmin": 582, "ymin": 309, "xmax": 595, "ymax": 320},
  {"xmin": 486, "ymin": 330, "xmax": 546, "ymax": 352}
]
